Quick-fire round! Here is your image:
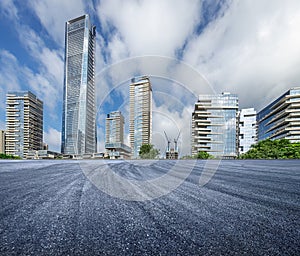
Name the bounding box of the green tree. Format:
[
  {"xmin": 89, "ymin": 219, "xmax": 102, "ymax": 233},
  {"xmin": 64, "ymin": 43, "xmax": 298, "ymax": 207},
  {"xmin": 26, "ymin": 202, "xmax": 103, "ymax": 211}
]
[
  {"xmin": 240, "ymin": 139, "xmax": 300, "ymax": 159},
  {"xmin": 139, "ymin": 144, "xmax": 159, "ymax": 159},
  {"xmin": 195, "ymin": 151, "xmax": 213, "ymax": 159},
  {"xmin": 0, "ymin": 153, "xmax": 21, "ymax": 159}
]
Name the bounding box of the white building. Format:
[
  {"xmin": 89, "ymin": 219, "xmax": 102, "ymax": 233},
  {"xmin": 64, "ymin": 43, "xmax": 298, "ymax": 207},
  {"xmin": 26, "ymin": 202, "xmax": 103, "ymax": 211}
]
[
  {"xmin": 6, "ymin": 91, "xmax": 43, "ymax": 158},
  {"xmin": 238, "ymin": 108, "xmax": 257, "ymax": 154}
]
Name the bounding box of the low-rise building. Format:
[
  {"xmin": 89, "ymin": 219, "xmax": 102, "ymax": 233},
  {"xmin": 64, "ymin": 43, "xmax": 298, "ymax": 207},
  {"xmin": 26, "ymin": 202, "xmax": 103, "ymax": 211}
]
[{"xmin": 26, "ymin": 150, "xmax": 61, "ymax": 159}]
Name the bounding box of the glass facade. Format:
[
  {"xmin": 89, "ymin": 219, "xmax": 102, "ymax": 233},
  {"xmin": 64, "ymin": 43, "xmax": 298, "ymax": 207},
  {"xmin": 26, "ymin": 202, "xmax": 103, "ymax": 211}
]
[
  {"xmin": 5, "ymin": 91, "xmax": 43, "ymax": 158},
  {"xmin": 61, "ymin": 15, "xmax": 97, "ymax": 155},
  {"xmin": 192, "ymin": 92, "xmax": 239, "ymax": 158},
  {"xmin": 129, "ymin": 76, "xmax": 152, "ymax": 158},
  {"xmin": 257, "ymin": 87, "xmax": 300, "ymax": 142}
]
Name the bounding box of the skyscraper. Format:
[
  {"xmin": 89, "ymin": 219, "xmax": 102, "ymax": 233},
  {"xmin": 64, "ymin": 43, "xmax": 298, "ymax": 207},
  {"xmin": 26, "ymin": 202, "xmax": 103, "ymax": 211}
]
[
  {"xmin": 61, "ymin": 14, "xmax": 97, "ymax": 155},
  {"xmin": 129, "ymin": 76, "xmax": 152, "ymax": 158},
  {"xmin": 257, "ymin": 87, "xmax": 300, "ymax": 142},
  {"xmin": 238, "ymin": 108, "xmax": 257, "ymax": 154},
  {"xmin": 5, "ymin": 91, "xmax": 43, "ymax": 158},
  {"xmin": 106, "ymin": 111, "xmax": 124, "ymax": 145},
  {"xmin": 192, "ymin": 92, "xmax": 239, "ymax": 159}
]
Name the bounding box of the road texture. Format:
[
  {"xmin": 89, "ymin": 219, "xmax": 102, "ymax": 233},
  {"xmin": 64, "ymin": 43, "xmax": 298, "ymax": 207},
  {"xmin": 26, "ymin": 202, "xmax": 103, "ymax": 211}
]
[{"xmin": 0, "ymin": 160, "xmax": 299, "ymax": 255}]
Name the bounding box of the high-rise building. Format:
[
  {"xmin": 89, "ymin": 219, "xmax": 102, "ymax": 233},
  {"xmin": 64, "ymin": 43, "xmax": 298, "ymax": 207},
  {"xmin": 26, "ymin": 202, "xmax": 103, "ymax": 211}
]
[
  {"xmin": 61, "ymin": 14, "xmax": 97, "ymax": 155},
  {"xmin": 5, "ymin": 91, "xmax": 43, "ymax": 158},
  {"xmin": 129, "ymin": 76, "xmax": 152, "ymax": 158},
  {"xmin": 257, "ymin": 87, "xmax": 300, "ymax": 142},
  {"xmin": 0, "ymin": 130, "xmax": 5, "ymax": 154},
  {"xmin": 106, "ymin": 111, "xmax": 124, "ymax": 144},
  {"xmin": 192, "ymin": 92, "xmax": 239, "ymax": 159},
  {"xmin": 238, "ymin": 108, "xmax": 257, "ymax": 154},
  {"xmin": 105, "ymin": 111, "xmax": 131, "ymax": 159}
]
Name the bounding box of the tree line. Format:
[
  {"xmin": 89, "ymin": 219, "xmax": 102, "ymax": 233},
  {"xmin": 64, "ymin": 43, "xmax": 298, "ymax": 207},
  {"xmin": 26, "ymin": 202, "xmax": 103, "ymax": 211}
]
[
  {"xmin": 239, "ymin": 139, "xmax": 300, "ymax": 159},
  {"xmin": 181, "ymin": 139, "xmax": 300, "ymax": 159},
  {"xmin": 0, "ymin": 153, "xmax": 21, "ymax": 159}
]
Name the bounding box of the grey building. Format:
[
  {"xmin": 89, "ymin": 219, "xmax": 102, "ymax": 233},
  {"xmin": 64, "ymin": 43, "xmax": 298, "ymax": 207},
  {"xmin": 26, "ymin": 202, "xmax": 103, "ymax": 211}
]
[
  {"xmin": 61, "ymin": 14, "xmax": 97, "ymax": 155},
  {"xmin": 106, "ymin": 111, "xmax": 124, "ymax": 145},
  {"xmin": 105, "ymin": 111, "xmax": 131, "ymax": 159},
  {"xmin": 192, "ymin": 92, "xmax": 239, "ymax": 159},
  {"xmin": 0, "ymin": 130, "xmax": 5, "ymax": 154},
  {"xmin": 5, "ymin": 91, "xmax": 43, "ymax": 158},
  {"xmin": 257, "ymin": 87, "xmax": 300, "ymax": 142}
]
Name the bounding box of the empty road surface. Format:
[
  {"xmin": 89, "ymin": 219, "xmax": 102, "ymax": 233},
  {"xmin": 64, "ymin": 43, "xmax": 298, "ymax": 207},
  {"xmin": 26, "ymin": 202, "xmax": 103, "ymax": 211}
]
[{"xmin": 0, "ymin": 160, "xmax": 299, "ymax": 255}]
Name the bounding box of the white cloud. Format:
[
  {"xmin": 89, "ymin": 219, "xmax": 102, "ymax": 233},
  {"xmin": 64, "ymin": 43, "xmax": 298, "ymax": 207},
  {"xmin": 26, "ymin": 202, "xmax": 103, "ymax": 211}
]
[
  {"xmin": 17, "ymin": 25, "xmax": 64, "ymax": 97},
  {"xmin": 0, "ymin": 50, "xmax": 24, "ymax": 111},
  {"xmin": 183, "ymin": 0, "xmax": 300, "ymax": 110},
  {"xmin": 107, "ymin": 34, "xmax": 129, "ymax": 63},
  {"xmin": 0, "ymin": 50, "xmax": 22, "ymax": 90},
  {"xmin": 29, "ymin": 0, "xmax": 86, "ymax": 45},
  {"xmin": 0, "ymin": 0, "xmax": 18, "ymax": 20},
  {"xmin": 0, "ymin": 48, "xmax": 61, "ymax": 120},
  {"xmin": 44, "ymin": 128, "xmax": 61, "ymax": 152},
  {"xmin": 0, "ymin": 120, "xmax": 5, "ymax": 130},
  {"xmin": 97, "ymin": 0, "xmax": 201, "ymax": 57},
  {"xmin": 0, "ymin": 2, "xmax": 65, "ymax": 116},
  {"xmin": 152, "ymin": 99, "xmax": 193, "ymax": 157}
]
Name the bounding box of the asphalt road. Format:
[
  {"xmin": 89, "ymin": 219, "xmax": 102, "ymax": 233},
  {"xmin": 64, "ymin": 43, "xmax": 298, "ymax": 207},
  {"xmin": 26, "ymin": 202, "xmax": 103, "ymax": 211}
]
[{"xmin": 0, "ymin": 160, "xmax": 299, "ymax": 255}]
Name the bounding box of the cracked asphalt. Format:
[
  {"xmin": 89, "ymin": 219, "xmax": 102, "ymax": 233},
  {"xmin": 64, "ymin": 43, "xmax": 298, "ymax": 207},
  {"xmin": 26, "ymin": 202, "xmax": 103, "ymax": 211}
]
[{"xmin": 0, "ymin": 160, "xmax": 299, "ymax": 255}]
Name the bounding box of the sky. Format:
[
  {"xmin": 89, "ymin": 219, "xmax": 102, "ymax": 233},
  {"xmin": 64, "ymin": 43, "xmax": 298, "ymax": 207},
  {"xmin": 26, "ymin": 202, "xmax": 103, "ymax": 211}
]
[{"xmin": 1, "ymin": 0, "xmax": 300, "ymax": 156}]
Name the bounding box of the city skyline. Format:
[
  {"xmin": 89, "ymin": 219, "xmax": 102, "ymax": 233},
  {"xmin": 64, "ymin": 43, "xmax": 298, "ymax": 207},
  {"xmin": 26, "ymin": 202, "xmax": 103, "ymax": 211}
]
[{"xmin": 1, "ymin": 1, "xmax": 300, "ymax": 155}]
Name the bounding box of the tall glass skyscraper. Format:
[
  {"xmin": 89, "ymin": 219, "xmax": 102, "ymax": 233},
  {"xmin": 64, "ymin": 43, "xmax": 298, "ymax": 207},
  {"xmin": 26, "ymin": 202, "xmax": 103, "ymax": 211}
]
[
  {"xmin": 129, "ymin": 76, "xmax": 152, "ymax": 158},
  {"xmin": 192, "ymin": 92, "xmax": 239, "ymax": 159},
  {"xmin": 61, "ymin": 15, "xmax": 97, "ymax": 155},
  {"xmin": 5, "ymin": 91, "xmax": 43, "ymax": 158}
]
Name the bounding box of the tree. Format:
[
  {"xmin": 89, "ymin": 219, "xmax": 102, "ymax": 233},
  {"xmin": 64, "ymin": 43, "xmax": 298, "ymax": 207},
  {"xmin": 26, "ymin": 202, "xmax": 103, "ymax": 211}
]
[
  {"xmin": 139, "ymin": 144, "xmax": 159, "ymax": 159},
  {"xmin": 240, "ymin": 139, "xmax": 300, "ymax": 159},
  {"xmin": 0, "ymin": 153, "xmax": 21, "ymax": 159},
  {"xmin": 195, "ymin": 151, "xmax": 213, "ymax": 159}
]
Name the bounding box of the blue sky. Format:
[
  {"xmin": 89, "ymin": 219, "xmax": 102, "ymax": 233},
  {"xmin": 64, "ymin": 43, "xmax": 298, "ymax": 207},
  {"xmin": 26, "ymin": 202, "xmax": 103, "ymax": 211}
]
[{"xmin": 1, "ymin": 0, "xmax": 300, "ymax": 155}]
